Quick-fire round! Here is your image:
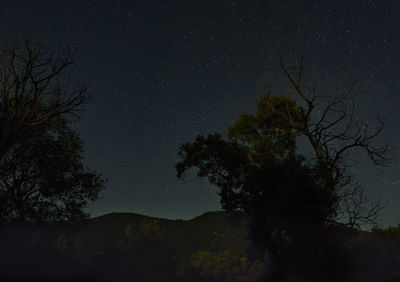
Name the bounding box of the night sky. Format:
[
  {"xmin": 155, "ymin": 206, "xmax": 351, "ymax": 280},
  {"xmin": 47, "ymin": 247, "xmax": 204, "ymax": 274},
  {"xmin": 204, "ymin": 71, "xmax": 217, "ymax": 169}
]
[{"xmin": 1, "ymin": 1, "xmax": 400, "ymax": 226}]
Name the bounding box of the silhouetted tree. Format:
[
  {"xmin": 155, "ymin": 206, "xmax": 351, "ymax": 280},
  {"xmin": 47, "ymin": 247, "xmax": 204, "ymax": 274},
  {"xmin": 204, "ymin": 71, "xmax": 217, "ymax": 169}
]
[
  {"xmin": 176, "ymin": 134, "xmax": 333, "ymax": 281},
  {"xmin": 0, "ymin": 39, "xmax": 103, "ymax": 223},
  {"xmin": 273, "ymin": 55, "xmax": 390, "ymax": 228},
  {"xmin": 0, "ymin": 115, "xmax": 104, "ymax": 223},
  {"xmin": 0, "ymin": 39, "xmax": 88, "ymax": 177},
  {"xmin": 176, "ymin": 56, "xmax": 390, "ymax": 281}
]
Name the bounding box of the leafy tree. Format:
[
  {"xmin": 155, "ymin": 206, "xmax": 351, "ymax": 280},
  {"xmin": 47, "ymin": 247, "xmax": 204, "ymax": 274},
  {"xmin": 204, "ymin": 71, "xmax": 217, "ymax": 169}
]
[
  {"xmin": 0, "ymin": 38, "xmax": 104, "ymax": 223},
  {"xmin": 177, "ymin": 56, "xmax": 389, "ymax": 228},
  {"xmin": 0, "ymin": 115, "xmax": 104, "ymax": 223},
  {"xmin": 176, "ymin": 95, "xmax": 336, "ymax": 235},
  {"xmin": 176, "ymin": 124, "xmax": 332, "ymax": 281},
  {"xmin": 176, "ymin": 56, "xmax": 389, "ymax": 281}
]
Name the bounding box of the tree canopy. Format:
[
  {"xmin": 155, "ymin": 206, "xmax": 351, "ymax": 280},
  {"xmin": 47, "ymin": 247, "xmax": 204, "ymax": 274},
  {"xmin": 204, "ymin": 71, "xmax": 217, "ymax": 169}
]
[
  {"xmin": 0, "ymin": 39, "xmax": 104, "ymax": 223},
  {"xmin": 176, "ymin": 56, "xmax": 390, "ymax": 281},
  {"xmin": 176, "ymin": 97, "xmax": 336, "ymax": 243},
  {"xmin": 0, "ymin": 39, "xmax": 88, "ymax": 176},
  {"xmin": 177, "ymin": 56, "xmax": 389, "ymax": 231},
  {"xmin": 0, "ymin": 115, "xmax": 104, "ymax": 222}
]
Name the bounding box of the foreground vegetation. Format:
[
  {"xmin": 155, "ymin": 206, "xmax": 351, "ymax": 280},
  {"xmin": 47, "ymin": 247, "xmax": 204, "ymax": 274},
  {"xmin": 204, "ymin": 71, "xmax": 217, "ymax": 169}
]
[{"xmin": 1, "ymin": 211, "xmax": 400, "ymax": 282}]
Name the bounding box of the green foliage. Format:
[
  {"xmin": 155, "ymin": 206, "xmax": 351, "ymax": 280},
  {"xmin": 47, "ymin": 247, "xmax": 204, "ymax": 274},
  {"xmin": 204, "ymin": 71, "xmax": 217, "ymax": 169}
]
[
  {"xmin": 176, "ymin": 134, "xmax": 250, "ymax": 211},
  {"xmin": 116, "ymin": 219, "xmax": 166, "ymax": 252},
  {"xmin": 227, "ymin": 95, "xmax": 302, "ymax": 164},
  {"xmin": 176, "ymin": 94, "xmax": 336, "ymax": 233},
  {"xmin": 176, "ymin": 94, "xmax": 342, "ymax": 281},
  {"xmin": 139, "ymin": 218, "xmax": 165, "ymax": 239},
  {"xmin": 46, "ymin": 212, "xmax": 250, "ymax": 281},
  {"xmin": 185, "ymin": 250, "xmax": 267, "ymax": 282},
  {"xmin": 96, "ymin": 218, "xmax": 177, "ymax": 282},
  {"xmin": 6, "ymin": 211, "xmax": 400, "ymax": 282}
]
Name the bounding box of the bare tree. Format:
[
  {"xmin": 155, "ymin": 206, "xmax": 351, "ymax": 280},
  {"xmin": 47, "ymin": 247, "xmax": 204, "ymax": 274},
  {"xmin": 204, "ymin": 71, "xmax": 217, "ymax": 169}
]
[
  {"xmin": 0, "ymin": 38, "xmax": 95, "ymax": 222},
  {"xmin": 261, "ymin": 55, "xmax": 391, "ymax": 227},
  {"xmin": 0, "ymin": 39, "xmax": 89, "ymax": 171}
]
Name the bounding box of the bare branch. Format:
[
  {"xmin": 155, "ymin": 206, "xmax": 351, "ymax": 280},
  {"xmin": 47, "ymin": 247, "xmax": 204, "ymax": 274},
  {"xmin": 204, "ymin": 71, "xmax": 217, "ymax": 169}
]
[
  {"xmin": 277, "ymin": 55, "xmax": 392, "ymax": 228},
  {"xmin": 0, "ymin": 39, "xmax": 90, "ymax": 164}
]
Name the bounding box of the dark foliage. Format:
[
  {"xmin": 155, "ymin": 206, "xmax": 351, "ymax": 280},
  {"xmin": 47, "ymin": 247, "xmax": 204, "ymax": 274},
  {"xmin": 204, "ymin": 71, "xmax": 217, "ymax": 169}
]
[
  {"xmin": 176, "ymin": 133, "xmax": 338, "ymax": 281},
  {"xmin": 175, "ymin": 57, "xmax": 392, "ymax": 281},
  {"xmin": 0, "ymin": 224, "xmax": 96, "ymax": 282},
  {"xmin": 1, "ymin": 212, "xmax": 400, "ymax": 282},
  {"xmin": 0, "ymin": 116, "xmax": 104, "ymax": 222},
  {"xmin": 0, "ymin": 39, "xmax": 104, "ymax": 223},
  {"xmin": 0, "ymin": 39, "xmax": 88, "ymax": 170}
]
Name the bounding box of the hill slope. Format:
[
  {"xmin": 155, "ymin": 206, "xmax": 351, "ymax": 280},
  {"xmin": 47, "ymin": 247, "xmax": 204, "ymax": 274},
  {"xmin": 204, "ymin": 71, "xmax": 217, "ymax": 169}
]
[
  {"xmin": 64, "ymin": 211, "xmax": 250, "ymax": 261},
  {"xmin": 0, "ymin": 211, "xmax": 260, "ymax": 282}
]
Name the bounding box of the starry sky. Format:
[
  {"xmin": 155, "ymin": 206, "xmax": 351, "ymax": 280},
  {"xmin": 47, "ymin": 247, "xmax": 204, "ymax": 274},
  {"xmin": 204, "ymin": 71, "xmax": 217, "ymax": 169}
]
[{"xmin": 1, "ymin": 0, "xmax": 400, "ymax": 225}]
